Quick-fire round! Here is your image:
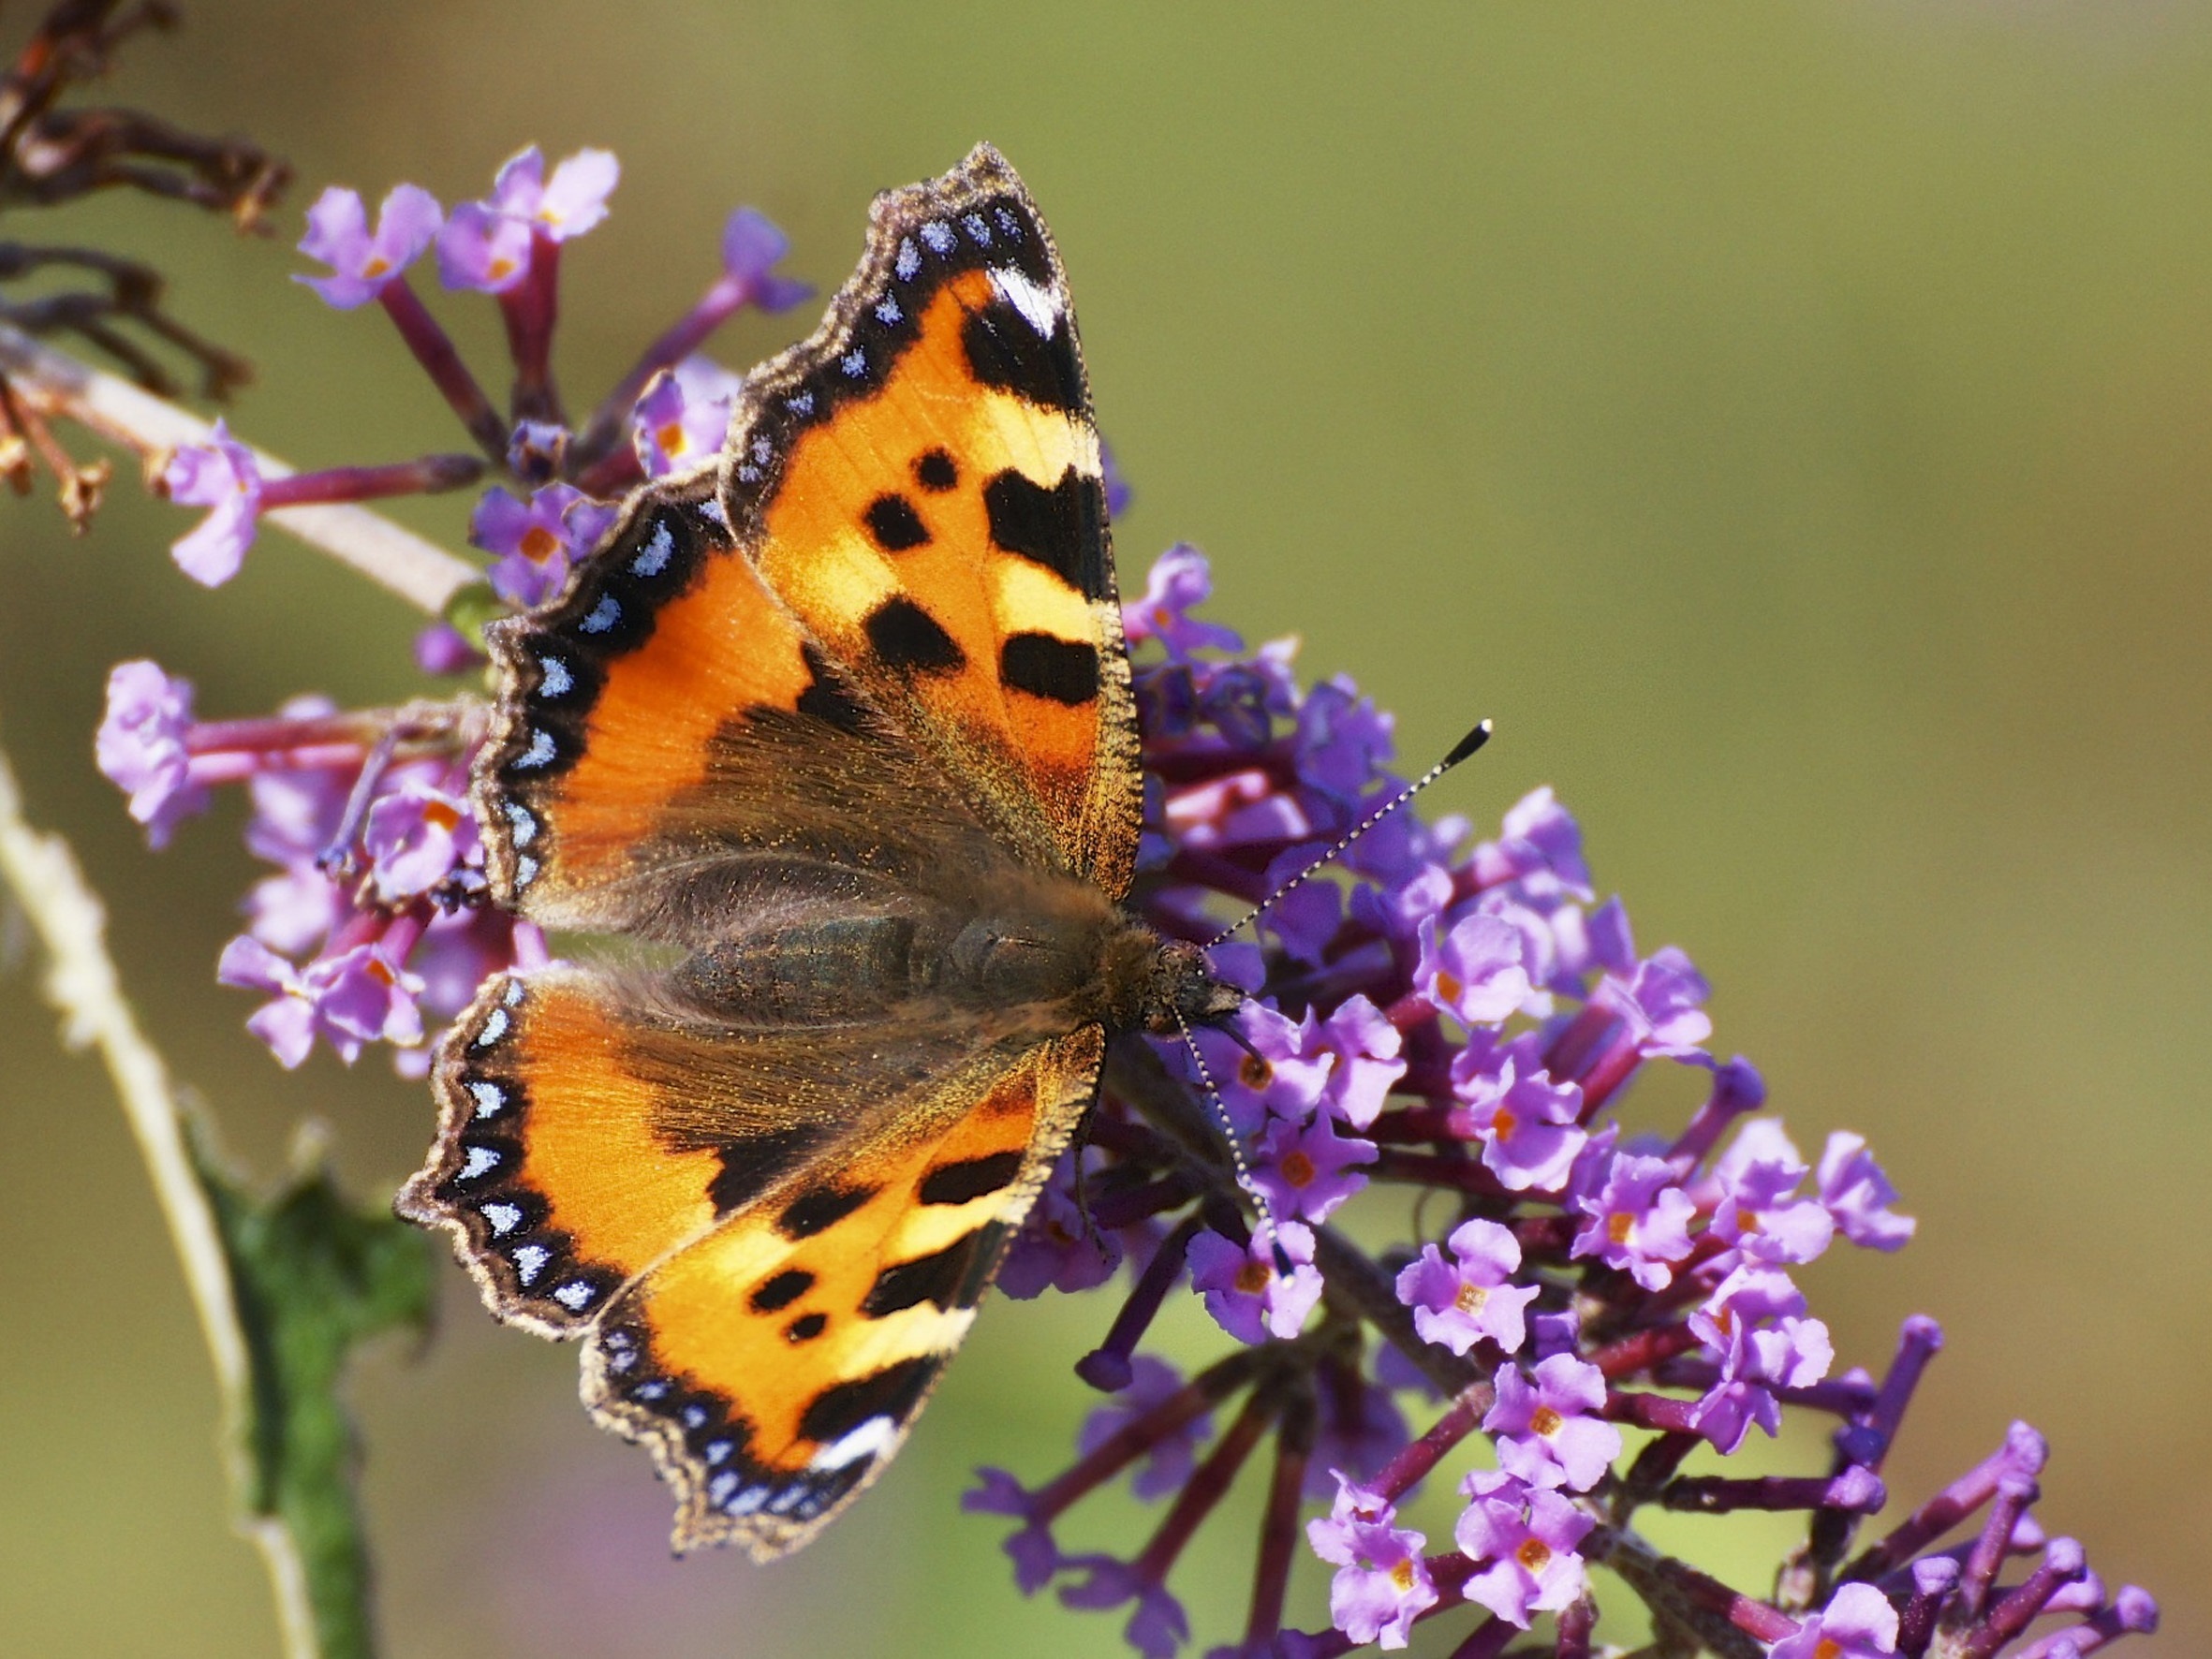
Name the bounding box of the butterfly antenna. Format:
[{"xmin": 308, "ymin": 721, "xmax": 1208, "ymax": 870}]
[
  {"xmin": 1171, "ymin": 1006, "xmax": 1293, "ymax": 1273},
  {"xmin": 1203, "ymin": 718, "xmax": 1494, "ymax": 951}
]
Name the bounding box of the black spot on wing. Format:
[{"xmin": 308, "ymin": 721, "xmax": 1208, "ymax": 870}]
[
  {"xmin": 860, "ymin": 1231, "xmax": 987, "ymax": 1317},
  {"xmin": 960, "ymin": 300, "xmax": 1084, "ymax": 417},
  {"xmin": 785, "ymin": 1312, "xmax": 829, "ymax": 1343},
  {"xmin": 799, "ymin": 1356, "xmax": 941, "ymax": 1446},
  {"xmin": 793, "ymin": 643, "xmax": 872, "ymax": 735},
  {"xmin": 1000, "ymin": 633, "xmax": 1099, "ymax": 706},
  {"xmin": 749, "ymin": 1269, "xmax": 813, "ymax": 1313},
  {"xmin": 864, "ymin": 596, "xmax": 966, "ymax": 674},
  {"xmin": 863, "ymin": 493, "xmax": 931, "ymax": 551},
  {"xmin": 777, "ymin": 1184, "xmax": 877, "ymax": 1240},
  {"xmin": 954, "ymin": 1222, "xmax": 1012, "ymax": 1309},
  {"xmin": 982, "ymin": 466, "xmax": 1108, "ymax": 600},
  {"xmin": 918, "ymin": 1151, "xmax": 1024, "ymax": 1207},
  {"xmin": 914, "ymin": 448, "xmax": 958, "ymax": 492},
  {"xmin": 708, "ymin": 1126, "xmax": 823, "ymax": 1217}
]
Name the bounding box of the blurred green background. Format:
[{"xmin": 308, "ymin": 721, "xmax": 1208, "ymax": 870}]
[{"xmin": 2, "ymin": 2, "xmax": 2206, "ymax": 1653}]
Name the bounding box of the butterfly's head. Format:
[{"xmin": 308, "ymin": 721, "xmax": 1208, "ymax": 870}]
[{"xmin": 1138, "ymin": 938, "xmax": 1247, "ymax": 1036}]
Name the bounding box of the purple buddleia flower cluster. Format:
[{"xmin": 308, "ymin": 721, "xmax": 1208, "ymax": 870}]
[
  {"xmin": 99, "ymin": 144, "xmax": 811, "ymax": 1069},
  {"xmin": 92, "ymin": 143, "xmax": 2157, "ymax": 1657},
  {"xmin": 967, "ymin": 551, "xmax": 2159, "ymax": 1657}
]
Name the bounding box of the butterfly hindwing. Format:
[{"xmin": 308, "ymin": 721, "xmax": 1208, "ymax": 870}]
[
  {"xmin": 582, "ymin": 1024, "xmax": 1106, "ymax": 1557},
  {"xmin": 397, "ymin": 964, "xmax": 719, "ymax": 1334}
]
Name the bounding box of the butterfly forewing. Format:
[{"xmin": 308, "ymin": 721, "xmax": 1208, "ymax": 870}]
[
  {"xmin": 404, "ymin": 143, "xmax": 1150, "ymax": 1557},
  {"xmin": 729, "ymin": 145, "xmax": 1142, "ymax": 896}
]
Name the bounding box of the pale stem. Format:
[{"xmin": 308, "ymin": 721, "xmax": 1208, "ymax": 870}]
[
  {"xmin": 0, "ymin": 740, "xmax": 317, "ymax": 1659},
  {"xmin": 0, "ymin": 321, "xmax": 477, "ymax": 618}
]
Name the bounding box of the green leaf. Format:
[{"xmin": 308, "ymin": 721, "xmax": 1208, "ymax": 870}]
[
  {"xmin": 439, "ymin": 579, "xmax": 507, "ymax": 653},
  {"xmin": 191, "ymin": 1127, "xmax": 435, "ymax": 1659}
]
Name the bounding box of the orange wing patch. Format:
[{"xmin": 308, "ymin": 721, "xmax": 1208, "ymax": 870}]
[
  {"xmin": 398, "ymin": 966, "xmax": 723, "ymax": 1335},
  {"xmin": 472, "ymin": 472, "xmax": 831, "ymax": 932},
  {"xmin": 583, "ymin": 1025, "xmax": 1105, "ymax": 1559}
]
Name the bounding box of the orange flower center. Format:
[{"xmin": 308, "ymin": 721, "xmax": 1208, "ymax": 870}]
[
  {"xmin": 365, "ymin": 957, "xmax": 396, "ymax": 987},
  {"xmin": 422, "ymin": 800, "xmax": 461, "ymax": 832},
  {"xmin": 1530, "ymin": 1405, "xmax": 1564, "ymax": 1437},
  {"xmin": 1281, "ymin": 1151, "xmax": 1316, "ymax": 1188},
  {"xmin": 520, "ymin": 525, "xmax": 561, "ymax": 565},
  {"xmin": 361, "ymin": 255, "xmax": 391, "ymax": 278},
  {"xmin": 1514, "ymin": 1538, "xmax": 1552, "ymax": 1573},
  {"xmin": 1435, "ymin": 969, "xmax": 1463, "ymax": 1006},
  {"xmin": 1239, "ymin": 1053, "xmax": 1273, "ymax": 1090},
  {"xmin": 1606, "ymin": 1212, "xmax": 1635, "ymax": 1245},
  {"xmin": 1453, "ymin": 1282, "xmax": 1490, "ymax": 1314},
  {"xmin": 1235, "ymin": 1260, "xmax": 1273, "ymax": 1295},
  {"xmin": 1389, "ymin": 1557, "xmax": 1416, "ymax": 1592}
]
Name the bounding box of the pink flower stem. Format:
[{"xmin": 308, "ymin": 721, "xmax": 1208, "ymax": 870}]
[
  {"xmin": 1030, "ymin": 1347, "xmax": 1270, "ymax": 1523},
  {"xmin": 1086, "ymin": 1168, "xmax": 1203, "ymax": 1231},
  {"xmin": 1369, "ymin": 1382, "xmax": 1488, "ymax": 1504},
  {"xmin": 1366, "ymin": 1148, "xmax": 1510, "ymax": 1199},
  {"xmin": 1957, "ymin": 1475, "xmax": 2038, "ymax": 1623},
  {"xmin": 1660, "ymin": 1468, "xmax": 1886, "ymax": 1518},
  {"xmin": 1130, "ymin": 1384, "xmax": 1276, "ymax": 1587},
  {"xmin": 376, "ymin": 278, "xmax": 508, "ymax": 460},
  {"xmin": 1140, "ymin": 740, "xmax": 1297, "ymax": 787},
  {"xmin": 1603, "ymin": 1387, "xmax": 1703, "ymax": 1435},
  {"xmin": 1241, "ymin": 1380, "xmax": 1314, "ymax": 1652},
  {"xmin": 501, "ymin": 232, "xmax": 564, "ymax": 427},
  {"xmin": 1962, "ymin": 1540, "xmax": 2089, "ymax": 1659},
  {"xmin": 258, "ymin": 453, "xmax": 483, "ymax": 507},
  {"xmin": 1555, "ymin": 1594, "xmax": 1598, "ymax": 1659},
  {"xmin": 185, "ymin": 744, "xmax": 366, "ymax": 784},
  {"xmin": 1594, "ymin": 1527, "xmax": 1796, "ymax": 1647},
  {"xmin": 1843, "ymin": 1423, "xmax": 2044, "ymax": 1585},
  {"xmin": 571, "ymin": 275, "xmax": 747, "ymax": 466},
  {"xmin": 1586, "ymin": 1323, "xmax": 1703, "ymax": 1381},
  {"xmin": 1074, "ymin": 1213, "xmax": 1202, "ymax": 1393}
]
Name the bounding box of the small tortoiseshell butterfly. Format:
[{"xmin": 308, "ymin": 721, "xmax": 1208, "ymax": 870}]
[{"xmin": 397, "ymin": 144, "xmax": 1244, "ymax": 1559}]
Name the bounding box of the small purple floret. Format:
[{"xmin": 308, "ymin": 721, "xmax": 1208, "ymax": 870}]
[
  {"xmin": 218, "ymin": 933, "xmax": 425, "ymax": 1069},
  {"xmin": 295, "ymin": 183, "xmax": 442, "ymax": 308},
  {"xmin": 361, "ymin": 780, "xmax": 479, "ymax": 903},
  {"xmin": 1768, "ymin": 1581, "xmax": 1900, "ymax": 1658},
  {"xmin": 1819, "ymin": 1130, "xmax": 1916, "ymax": 1251},
  {"xmin": 1076, "ymin": 1356, "xmax": 1214, "ymax": 1503},
  {"xmin": 1187, "ymin": 1222, "xmax": 1320, "ymax": 1343},
  {"xmin": 1454, "ymin": 1469, "xmax": 1595, "ymax": 1628},
  {"xmin": 95, "ymin": 660, "xmax": 209, "ymax": 848},
  {"xmin": 631, "ymin": 359, "xmax": 740, "ymax": 478},
  {"xmin": 1124, "ymin": 542, "xmax": 1244, "ymax": 658},
  {"xmin": 1570, "ymin": 1149, "xmax": 1698, "ymax": 1290},
  {"xmin": 1483, "ymin": 1355, "xmax": 1621, "ymax": 1492},
  {"xmin": 1251, "ymin": 1113, "xmax": 1375, "ymax": 1223},
  {"xmin": 162, "ymin": 419, "xmax": 263, "ymax": 587},
  {"xmin": 718, "ymin": 206, "xmax": 813, "ymax": 311},
  {"xmin": 471, "ymin": 481, "xmax": 617, "ymax": 609},
  {"xmin": 1394, "ymin": 1216, "xmax": 1538, "ymax": 1357}
]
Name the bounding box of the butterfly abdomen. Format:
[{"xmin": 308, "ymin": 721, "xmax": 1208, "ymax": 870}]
[{"xmin": 671, "ymin": 916, "xmax": 925, "ymax": 1025}]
